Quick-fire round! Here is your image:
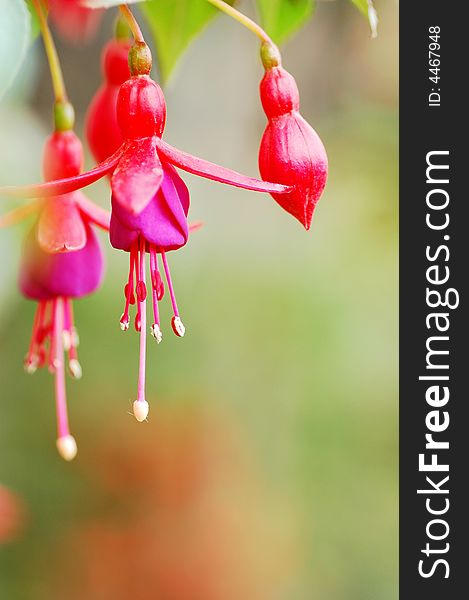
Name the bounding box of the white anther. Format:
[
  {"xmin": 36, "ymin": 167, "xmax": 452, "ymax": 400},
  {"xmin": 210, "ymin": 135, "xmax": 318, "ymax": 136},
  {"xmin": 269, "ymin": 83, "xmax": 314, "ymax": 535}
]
[
  {"xmin": 120, "ymin": 314, "xmax": 130, "ymax": 331},
  {"xmin": 172, "ymin": 316, "xmax": 186, "ymax": 338},
  {"xmin": 24, "ymin": 356, "xmax": 38, "ymax": 375},
  {"xmin": 62, "ymin": 331, "xmax": 72, "ymax": 351},
  {"xmin": 69, "ymin": 359, "xmax": 82, "ymax": 380},
  {"xmin": 150, "ymin": 323, "xmax": 163, "ymax": 344},
  {"xmin": 71, "ymin": 327, "xmax": 80, "ymax": 347}
]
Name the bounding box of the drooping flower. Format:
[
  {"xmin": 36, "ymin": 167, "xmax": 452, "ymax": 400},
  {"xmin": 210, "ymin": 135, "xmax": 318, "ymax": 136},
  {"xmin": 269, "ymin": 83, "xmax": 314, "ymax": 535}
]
[
  {"xmin": 86, "ymin": 36, "xmax": 131, "ymax": 163},
  {"xmin": 258, "ymin": 43, "xmax": 328, "ymax": 230},
  {"xmin": 0, "ymin": 43, "xmax": 293, "ymax": 423},
  {"xmin": 0, "ymin": 129, "xmax": 109, "ymax": 460}
]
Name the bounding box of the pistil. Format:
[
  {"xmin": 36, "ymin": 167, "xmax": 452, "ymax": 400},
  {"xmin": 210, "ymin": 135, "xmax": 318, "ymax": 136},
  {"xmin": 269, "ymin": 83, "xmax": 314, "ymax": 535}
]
[{"xmin": 133, "ymin": 236, "xmax": 149, "ymax": 422}]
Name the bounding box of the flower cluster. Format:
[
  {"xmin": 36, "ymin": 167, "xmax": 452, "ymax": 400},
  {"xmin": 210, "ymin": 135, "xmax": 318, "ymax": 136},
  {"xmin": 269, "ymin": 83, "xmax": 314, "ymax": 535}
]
[{"xmin": 1, "ymin": 2, "xmax": 328, "ymax": 460}]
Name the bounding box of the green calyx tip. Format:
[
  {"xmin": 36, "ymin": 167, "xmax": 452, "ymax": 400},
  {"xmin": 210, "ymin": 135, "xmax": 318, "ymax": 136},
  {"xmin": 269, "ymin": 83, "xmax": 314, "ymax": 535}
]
[
  {"xmin": 129, "ymin": 42, "xmax": 152, "ymax": 76},
  {"xmin": 260, "ymin": 42, "xmax": 282, "ymax": 70},
  {"xmin": 54, "ymin": 101, "xmax": 75, "ymax": 132}
]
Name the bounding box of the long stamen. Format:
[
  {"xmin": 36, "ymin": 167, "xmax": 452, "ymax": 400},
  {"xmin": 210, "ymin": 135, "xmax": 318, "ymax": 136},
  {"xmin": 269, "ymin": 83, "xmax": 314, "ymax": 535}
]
[
  {"xmin": 149, "ymin": 245, "xmax": 162, "ymax": 343},
  {"xmin": 133, "ymin": 237, "xmax": 149, "ymax": 422},
  {"xmin": 37, "ymin": 301, "xmax": 52, "ymax": 368},
  {"xmin": 48, "ymin": 300, "xmax": 58, "ymax": 373},
  {"xmin": 24, "ymin": 302, "xmax": 45, "ymax": 374},
  {"xmin": 53, "ymin": 297, "xmax": 77, "ymax": 461},
  {"xmin": 161, "ymin": 250, "xmax": 186, "ymax": 337},
  {"xmin": 64, "ymin": 298, "xmax": 82, "ymax": 379},
  {"xmin": 62, "ymin": 297, "xmax": 72, "ymax": 350},
  {"xmin": 134, "ymin": 241, "xmax": 142, "ymax": 332},
  {"xmin": 120, "ymin": 241, "xmax": 137, "ymax": 331}
]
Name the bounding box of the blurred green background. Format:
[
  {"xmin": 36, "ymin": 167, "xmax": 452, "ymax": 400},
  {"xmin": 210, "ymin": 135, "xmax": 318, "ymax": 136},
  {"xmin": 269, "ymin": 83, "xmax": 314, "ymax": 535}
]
[{"xmin": 0, "ymin": 1, "xmax": 397, "ymax": 598}]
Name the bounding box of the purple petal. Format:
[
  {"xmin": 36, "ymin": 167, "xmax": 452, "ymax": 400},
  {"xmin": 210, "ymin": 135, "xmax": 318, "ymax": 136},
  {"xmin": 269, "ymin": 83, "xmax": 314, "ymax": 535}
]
[
  {"xmin": 19, "ymin": 222, "xmax": 104, "ymax": 300},
  {"xmin": 110, "ymin": 165, "xmax": 189, "ymax": 252}
]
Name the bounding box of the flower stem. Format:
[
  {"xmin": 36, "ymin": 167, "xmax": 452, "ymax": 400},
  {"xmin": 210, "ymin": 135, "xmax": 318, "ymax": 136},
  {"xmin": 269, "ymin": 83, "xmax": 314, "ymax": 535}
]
[
  {"xmin": 206, "ymin": 0, "xmax": 273, "ymax": 45},
  {"xmin": 32, "ymin": 0, "xmax": 67, "ymax": 103},
  {"xmin": 119, "ymin": 4, "xmax": 145, "ymax": 44}
]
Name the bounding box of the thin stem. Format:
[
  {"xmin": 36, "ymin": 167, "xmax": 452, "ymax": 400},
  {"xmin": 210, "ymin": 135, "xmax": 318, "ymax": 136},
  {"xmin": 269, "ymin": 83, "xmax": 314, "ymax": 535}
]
[
  {"xmin": 32, "ymin": 0, "xmax": 67, "ymax": 102},
  {"xmin": 119, "ymin": 4, "xmax": 145, "ymax": 44},
  {"xmin": 206, "ymin": 0, "xmax": 272, "ymax": 44}
]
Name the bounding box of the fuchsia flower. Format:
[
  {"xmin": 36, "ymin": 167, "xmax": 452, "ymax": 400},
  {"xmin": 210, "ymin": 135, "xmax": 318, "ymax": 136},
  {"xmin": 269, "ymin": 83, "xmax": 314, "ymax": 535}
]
[
  {"xmin": 0, "ymin": 45, "xmax": 293, "ymax": 423},
  {"xmin": 0, "ymin": 130, "xmax": 109, "ymax": 460},
  {"xmin": 258, "ymin": 44, "xmax": 328, "ymax": 230}
]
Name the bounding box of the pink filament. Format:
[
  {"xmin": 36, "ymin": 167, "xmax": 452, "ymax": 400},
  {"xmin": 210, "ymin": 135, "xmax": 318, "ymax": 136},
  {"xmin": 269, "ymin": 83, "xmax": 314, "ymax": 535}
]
[
  {"xmin": 137, "ymin": 237, "xmax": 147, "ymax": 403},
  {"xmin": 26, "ymin": 301, "xmax": 45, "ymax": 362},
  {"xmin": 134, "ymin": 241, "xmax": 141, "ymax": 330},
  {"xmin": 53, "ymin": 298, "xmax": 71, "ymax": 439},
  {"xmin": 64, "ymin": 298, "xmax": 78, "ymax": 362},
  {"xmin": 122, "ymin": 241, "xmax": 137, "ymax": 323},
  {"xmin": 149, "ymin": 245, "xmax": 160, "ymax": 326},
  {"xmin": 161, "ymin": 250, "xmax": 180, "ymax": 317}
]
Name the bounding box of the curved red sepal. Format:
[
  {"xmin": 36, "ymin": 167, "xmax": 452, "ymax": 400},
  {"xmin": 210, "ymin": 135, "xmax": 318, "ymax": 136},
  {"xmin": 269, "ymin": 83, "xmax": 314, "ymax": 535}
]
[
  {"xmin": 75, "ymin": 193, "xmax": 111, "ymax": 230},
  {"xmin": 38, "ymin": 195, "xmax": 87, "ymax": 253},
  {"xmin": 111, "ymin": 137, "xmax": 164, "ymax": 215},
  {"xmin": 155, "ymin": 139, "xmax": 292, "ymax": 195},
  {"xmin": 0, "ymin": 146, "xmax": 124, "ymax": 200}
]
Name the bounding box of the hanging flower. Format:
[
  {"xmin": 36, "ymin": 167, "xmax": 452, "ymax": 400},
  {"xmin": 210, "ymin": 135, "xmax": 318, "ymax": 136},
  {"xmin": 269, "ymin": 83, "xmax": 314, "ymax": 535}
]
[
  {"xmin": 0, "ymin": 43, "xmax": 292, "ymax": 423},
  {"xmin": 258, "ymin": 43, "xmax": 328, "ymax": 230},
  {"xmin": 0, "ymin": 130, "xmax": 109, "ymax": 460}
]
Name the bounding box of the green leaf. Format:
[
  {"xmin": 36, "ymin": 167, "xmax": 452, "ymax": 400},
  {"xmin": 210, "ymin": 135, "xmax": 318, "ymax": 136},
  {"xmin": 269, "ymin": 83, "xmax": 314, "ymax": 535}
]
[
  {"xmin": 255, "ymin": 0, "xmax": 315, "ymax": 45},
  {"xmin": 0, "ymin": 0, "xmax": 30, "ymax": 100},
  {"xmin": 349, "ymin": 0, "xmax": 368, "ymax": 15},
  {"xmin": 140, "ymin": 0, "xmax": 233, "ymax": 82},
  {"xmin": 349, "ymin": 0, "xmax": 378, "ymax": 38}
]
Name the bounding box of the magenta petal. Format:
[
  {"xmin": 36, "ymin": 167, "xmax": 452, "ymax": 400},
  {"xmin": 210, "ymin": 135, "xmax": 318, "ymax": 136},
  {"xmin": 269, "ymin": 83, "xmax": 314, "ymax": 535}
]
[
  {"xmin": 110, "ymin": 165, "xmax": 189, "ymax": 252},
  {"xmin": 155, "ymin": 138, "xmax": 293, "ymax": 195},
  {"xmin": 0, "ymin": 145, "xmax": 124, "ymax": 200},
  {"xmin": 19, "ymin": 223, "xmax": 104, "ymax": 300},
  {"xmin": 111, "ymin": 137, "xmax": 164, "ymax": 215}
]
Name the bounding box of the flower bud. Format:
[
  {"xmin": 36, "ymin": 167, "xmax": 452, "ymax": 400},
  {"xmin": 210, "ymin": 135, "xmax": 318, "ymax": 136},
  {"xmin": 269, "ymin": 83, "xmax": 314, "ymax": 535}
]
[
  {"xmin": 116, "ymin": 76, "xmax": 166, "ymax": 139},
  {"xmin": 259, "ymin": 66, "xmax": 328, "ymax": 230},
  {"xmin": 85, "ymin": 39, "xmax": 131, "ymax": 164},
  {"xmin": 43, "ymin": 130, "xmax": 84, "ymax": 182}
]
